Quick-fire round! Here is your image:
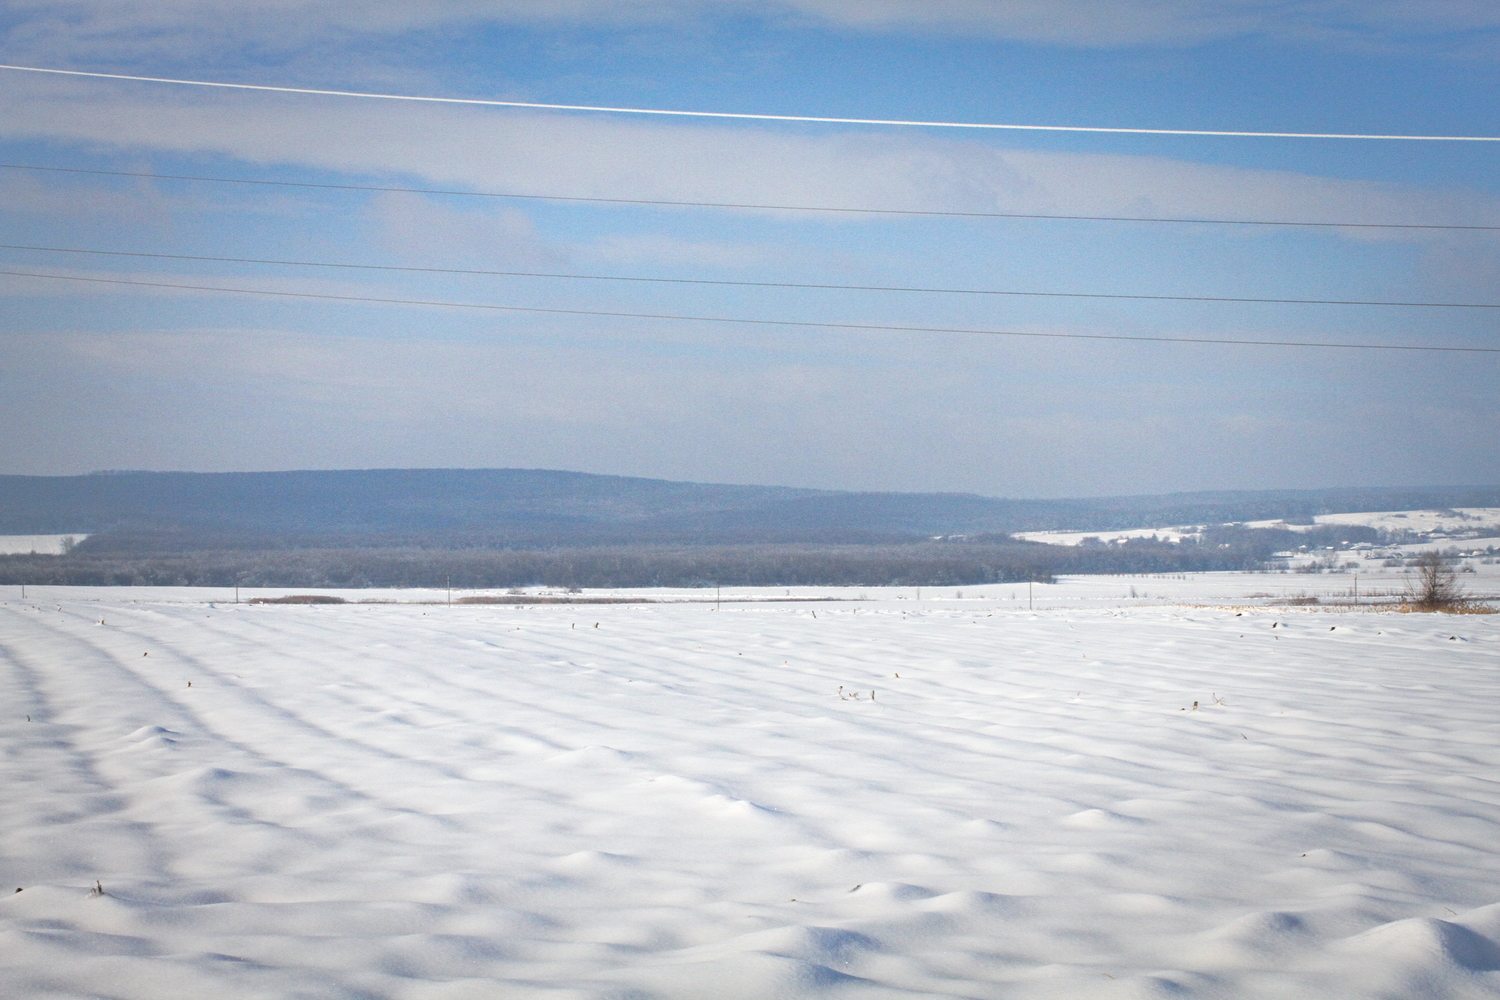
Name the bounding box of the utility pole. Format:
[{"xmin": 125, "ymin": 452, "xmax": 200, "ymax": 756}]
[
  {"xmin": 1353, "ymin": 573, "xmax": 1358, "ymax": 605},
  {"xmin": 447, "ymin": 576, "xmax": 452, "ymax": 607},
  {"xmin": 715, "ymin": 583, "xmax": 721, "ymax": 612},
  {"xmin": 1028, "ymin": 580, "xmax": 1033, "ymax": 611}
]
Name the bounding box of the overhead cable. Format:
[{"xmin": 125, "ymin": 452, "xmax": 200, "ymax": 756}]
[
  {"xmin": 2, "ymin": 163, "xmax": 1494, "ymax": 232},
  {"xmin": 3, "ymin": 63, "xmax": 1498, "ymax": 142},
  {"xmin": 1, "ymin": 268, "xmax": 1493, "ymax": 354},
  {"xmin": 4, "ymin": 243, "xmax": 1497, "ymax": 310}
]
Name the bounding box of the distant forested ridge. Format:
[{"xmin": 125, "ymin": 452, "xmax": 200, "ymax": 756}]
[
  {"xmin": 1, "ymin": 470, "xmax": 1493, "ymax": 587},
  {"xmin": 2, "ymin": 468, "xmax": 1496, "ymax": 547},
  {"xmin": 0, "ymin": 538, "xmax": 1297, "ymax": 589}
]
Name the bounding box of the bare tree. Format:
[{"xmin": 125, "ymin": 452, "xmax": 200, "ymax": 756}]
[{"xmin": 1406, "ymin": 551, "xmax": 1462, "ymax": 610}]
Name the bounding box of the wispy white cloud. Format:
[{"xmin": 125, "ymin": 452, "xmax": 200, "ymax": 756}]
[
  {"xmin": 763, "ymin": 1, "xmax": 1500, "ymax": 49},
  {"xmin": 0, "ymin": 167, "xmax": 178, "ymax": 225},
  {"xmin": 4, "ymin": 76, "xmax": 1493, "ymax": 235},
  {"xmin": 367, "ymin": 192, "xmax": 563, "ymax": 267},
  {"xmin": 585, "ymin": 233, "xmax": 789, "ymax": 269},
  {"xmin": 3, "ymin": 0, "xmax": 1499, "ymax": 61}
]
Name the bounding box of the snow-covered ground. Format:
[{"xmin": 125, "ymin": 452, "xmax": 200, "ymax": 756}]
[
  {"xmin": 1015, "ymin": 507, "xmax": 1500, "ymax": 547},
  {"xmin": 1249, "ymin": 508, "xmax": 1500, "ymax": 539},
  {"xmin": 3, "ymin": 579, "xmax": 1499, "ymax": 999},
  {"xmin": 1010, "ymin": 526, "xmax": 1204, "ymax": 546},
  {"xmin": 0, "ymin": 534, "xmax": 86, "ymax": 555},
  {"xmin": 1255, "ymin": 539, "xmax": 1499, "ymax": 580}
]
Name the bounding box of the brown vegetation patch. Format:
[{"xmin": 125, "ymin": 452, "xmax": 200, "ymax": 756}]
[
  {"xmin": 248, "ymin": 594, "xmax": 347, "ymax": 605},
  {"xmin": 458, "ymin": 595, "xmax": 649, "ymax": 605},
  {"xmin": 1393, "ymin": 601, "xmax": 1497, "ymax": 615}
]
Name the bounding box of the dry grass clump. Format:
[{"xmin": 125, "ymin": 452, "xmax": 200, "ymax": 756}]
[
  {"xmin": 1394, "ymin": 600, "xmax": 1496, "ymax": 615},
  {"xmin": 248, "ymin": 594, "xmax": 347, "ymax": 605}
]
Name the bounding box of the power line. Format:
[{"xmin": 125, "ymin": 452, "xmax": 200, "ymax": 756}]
[
  {"xmin": 4, "ymin": 63, "xmax": 1498, "ymax": 142},
  {"xmin": 3, "ymin": 163, "xmax": 1495, "ymax": 232},
  {"xmin": 1, "ymin": 268, "xmax": 1492, "ymax": 353},
  {"xmin": 5, "ymin": 242, "xmax": 1497, "ymax": 310}
]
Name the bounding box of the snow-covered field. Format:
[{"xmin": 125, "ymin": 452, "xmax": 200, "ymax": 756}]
[
  {"xmin": 1015, "ymin": 508, "xmax": 1500, "ymax": 547},
  {"xmin": 4, "ymin": 579, "xmax": 1499, "ymax": 999},
  {"xmin": 0, "ymin": 534, "xmax": 85, "ymax": 555},
  {"xmin": 1255, "ymin": 508, "xmax": 1500, "ymax": 539},
  {"xmin": 1010, "ymin": 526, "xmax": 1205, "ymax": 546}
]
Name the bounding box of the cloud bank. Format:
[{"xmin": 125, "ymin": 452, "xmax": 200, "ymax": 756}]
[{"xmin": 3, "ymin": 76, "xmax": 1492, "ymax": 234}]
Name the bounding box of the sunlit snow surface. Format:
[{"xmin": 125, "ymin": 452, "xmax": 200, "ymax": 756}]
[{"xmin": 3, "ymin": 581, "xmax": 1499, "ymax": 999}]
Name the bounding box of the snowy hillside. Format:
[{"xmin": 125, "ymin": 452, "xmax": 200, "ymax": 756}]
[
  {"xmin": 3, "ymin": 580, "xmax": 1499, "ymax": 999},
  {"xmin": 1248, "ymin": 507, "xmax": 1500, "ymax": 539},
  {"xmin": 1016, "ymin": 507, "xmax": 1500, "ymax": 547}
]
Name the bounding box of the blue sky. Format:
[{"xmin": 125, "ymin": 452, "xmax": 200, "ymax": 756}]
[{"xmin": 0, "ymin": 1, "xmax": 1497, "ymax": 496}]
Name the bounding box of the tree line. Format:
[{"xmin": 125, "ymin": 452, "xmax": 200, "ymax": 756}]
[{"xmin": 0, "ymin": 536, "xmax": 1290, "ymax": 589}]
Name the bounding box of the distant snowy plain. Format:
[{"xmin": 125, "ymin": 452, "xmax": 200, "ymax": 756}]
[{"xmin": 3, "ymin": 574, "xmax": 1499, "ymax": 999}]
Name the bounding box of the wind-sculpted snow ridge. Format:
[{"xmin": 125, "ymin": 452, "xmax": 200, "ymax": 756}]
[{"xmin": 2, "ymin": 589, "xmax": 1498, "ymax": 998}]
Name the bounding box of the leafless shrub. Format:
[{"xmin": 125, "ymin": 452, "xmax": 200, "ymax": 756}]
[{"xmin": 1404, "ymin": 551, "xmax": 1464, "ymax": 611}]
